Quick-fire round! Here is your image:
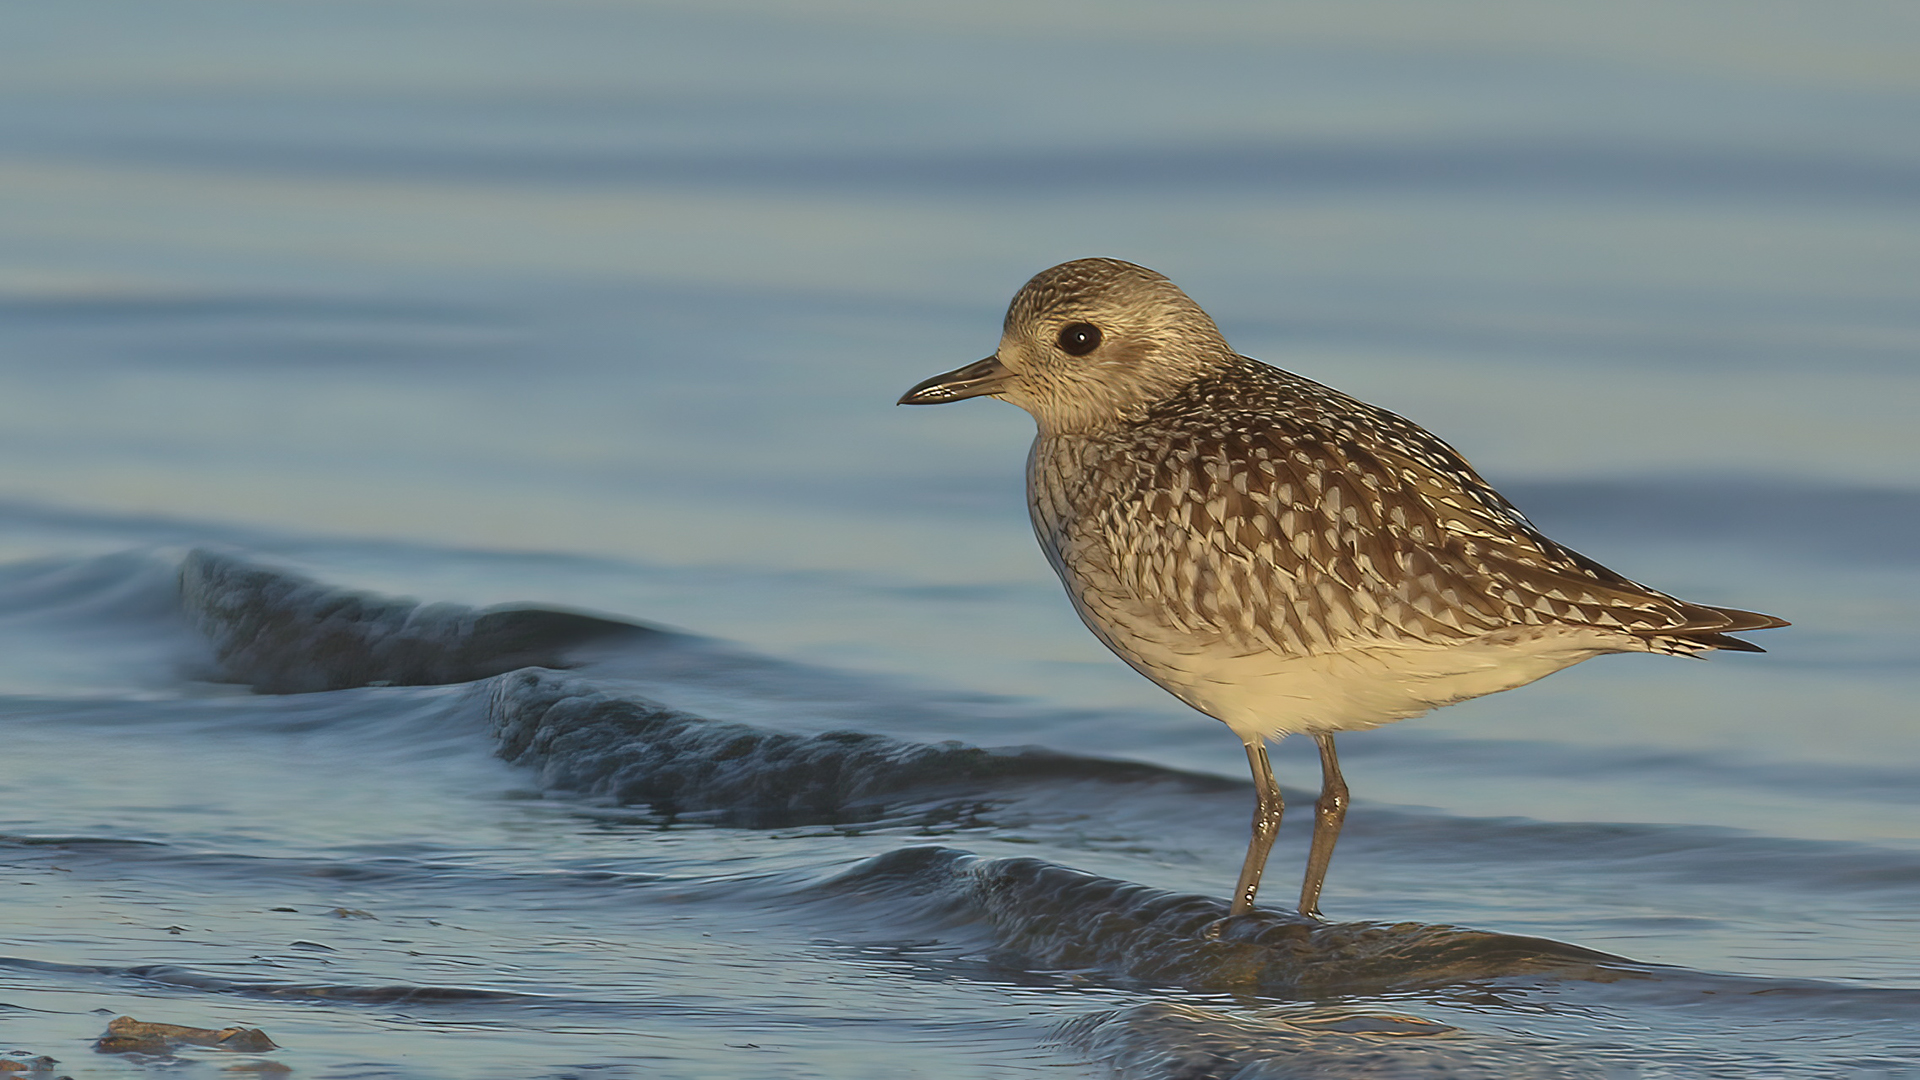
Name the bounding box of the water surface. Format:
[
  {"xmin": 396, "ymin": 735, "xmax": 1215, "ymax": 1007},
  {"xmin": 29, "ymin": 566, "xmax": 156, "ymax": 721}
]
[{"xmin": 1, "ymin": 2, "xmax": 1917, "ymax": 1077}]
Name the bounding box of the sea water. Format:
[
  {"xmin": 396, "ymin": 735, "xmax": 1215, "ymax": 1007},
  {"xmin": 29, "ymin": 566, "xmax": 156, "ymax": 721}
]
[{"xmin": 1, "ymin": 2, "xmax": 1917, "ymax": 1076}]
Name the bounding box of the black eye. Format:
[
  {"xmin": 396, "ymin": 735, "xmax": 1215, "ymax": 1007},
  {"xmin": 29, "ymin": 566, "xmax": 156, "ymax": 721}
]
[{"xmin": 1057, "ymin": 322, "xmax": 1102, "ymax": 356}]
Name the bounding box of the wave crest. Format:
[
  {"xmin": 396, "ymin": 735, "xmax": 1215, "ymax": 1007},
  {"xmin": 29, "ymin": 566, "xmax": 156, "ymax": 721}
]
[
  {"xmin": 817, "ymin": 846, "xmax": 1633, "ymax": 995},
  {"xmin": 180, "ymin": 548, "xmax": 656, "ymax": 692},
  {"xmin": 491, "ymin": 668, "xmax": 1060, "ymax": 827}
]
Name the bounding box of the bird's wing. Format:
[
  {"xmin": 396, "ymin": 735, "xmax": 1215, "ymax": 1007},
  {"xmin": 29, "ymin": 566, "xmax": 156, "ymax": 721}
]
[{"xmin": 1106, "ymin": 388, "xmax": 1782, "ymax": 653}]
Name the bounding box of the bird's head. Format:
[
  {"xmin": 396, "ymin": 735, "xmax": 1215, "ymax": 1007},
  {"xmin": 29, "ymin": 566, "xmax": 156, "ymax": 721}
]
[{"xmin": 898, "ymin": 258, "xmax": 1237, "ymax": 434}]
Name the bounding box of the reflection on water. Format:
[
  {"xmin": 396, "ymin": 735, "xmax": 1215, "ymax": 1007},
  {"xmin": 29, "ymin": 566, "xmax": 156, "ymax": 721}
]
[{"xmin": 0, "ymin": 1, "xmax": 1916, "ymax": 1076}]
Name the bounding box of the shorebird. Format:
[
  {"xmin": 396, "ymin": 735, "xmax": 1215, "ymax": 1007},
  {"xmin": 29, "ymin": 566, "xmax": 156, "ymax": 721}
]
[{"xmin": 898, "ymin": 257, "xmax": 1786, "ymax": 920}]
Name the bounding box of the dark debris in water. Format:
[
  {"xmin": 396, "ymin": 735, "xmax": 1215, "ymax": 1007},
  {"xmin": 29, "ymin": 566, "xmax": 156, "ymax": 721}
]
[{"xmin": 94, "ymin": 1016, "xmax": 278, "ymax": 1055}]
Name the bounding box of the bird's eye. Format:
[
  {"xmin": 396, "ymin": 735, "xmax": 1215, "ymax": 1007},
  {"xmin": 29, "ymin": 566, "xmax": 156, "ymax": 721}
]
[{"xmin": 1057, "ymin": 322, "xmax": 1103, "ymax": 356}]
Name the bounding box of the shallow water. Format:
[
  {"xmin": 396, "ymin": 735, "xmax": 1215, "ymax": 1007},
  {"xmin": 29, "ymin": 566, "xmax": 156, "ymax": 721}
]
[{"xmin": 2, "ymin": 2, "xmax": 1918, "ymax": 1077}]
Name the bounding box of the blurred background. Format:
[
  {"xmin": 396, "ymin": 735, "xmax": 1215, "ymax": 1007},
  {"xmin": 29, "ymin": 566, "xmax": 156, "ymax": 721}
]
[
  {"xmin": 6, "ymin": 1, "xmax": 1915, "ymax": 548},
  {"xmin": 4, "ymin": 0, "xmax": 1916, "ymax": 769},
  {"xmin": 2, "ymin": 2, "xmax": 1918, "ymax": 1076}
]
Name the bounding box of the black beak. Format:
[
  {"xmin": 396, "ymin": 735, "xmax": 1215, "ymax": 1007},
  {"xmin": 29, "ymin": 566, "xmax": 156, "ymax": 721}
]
[{"xmin": 897, "ymin": 356, "xmax": 1015, "ymax": 406}]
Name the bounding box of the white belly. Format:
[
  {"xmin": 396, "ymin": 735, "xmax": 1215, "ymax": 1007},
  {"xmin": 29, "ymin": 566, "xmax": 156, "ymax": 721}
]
[{"xmin": 1105, "ymin": 624, "xmax": 1629, "ymax": 741}]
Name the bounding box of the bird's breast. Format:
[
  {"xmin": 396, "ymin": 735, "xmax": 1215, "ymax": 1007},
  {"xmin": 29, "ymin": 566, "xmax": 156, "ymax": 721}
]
[{"xmin": 1027, "ymin": 431, "xmax": 1260, "ymax": 650}]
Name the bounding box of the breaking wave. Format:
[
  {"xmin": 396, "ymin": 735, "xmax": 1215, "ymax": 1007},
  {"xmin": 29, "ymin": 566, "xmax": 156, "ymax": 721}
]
[
  {"xmin": 179, "ymin": 548, "xmax": 659, "ymax": 692},
  {"xmin": 485, "ymin": 667, "xmax": 1206, "ymax": 827},
  {"xmin": 811, "ymin": 846, "xmax": 1633, "ymax": 995}
]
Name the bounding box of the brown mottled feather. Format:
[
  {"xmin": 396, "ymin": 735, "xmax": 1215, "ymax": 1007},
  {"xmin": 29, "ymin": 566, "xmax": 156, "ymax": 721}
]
[{"xmin": 1034, "ymin": 357, "xmax": 1786, "ymax": 659}]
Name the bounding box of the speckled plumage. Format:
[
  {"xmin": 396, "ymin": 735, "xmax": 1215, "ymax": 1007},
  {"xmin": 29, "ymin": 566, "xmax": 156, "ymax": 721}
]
[
  {"xmin": 901, "ymin": 257, "xmax": 1785, "ymax": 918},
  {"xmin": 1026, "ymin": 352, "xmax": 1781, "ymax": 739}
]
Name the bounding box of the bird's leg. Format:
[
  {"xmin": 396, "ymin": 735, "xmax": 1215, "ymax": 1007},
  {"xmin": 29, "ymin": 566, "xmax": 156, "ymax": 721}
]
[
  {"xmin": 1298, "ymin": 732, "xmax": 1349, "ymax": 920},
  {"xmin": 1228, "ymin": 738, "xmax": 1285, "ymax": 916}
]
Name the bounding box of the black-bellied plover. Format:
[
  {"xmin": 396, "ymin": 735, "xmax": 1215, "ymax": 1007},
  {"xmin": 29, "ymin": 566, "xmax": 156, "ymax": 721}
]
[{"xmin": 899, "ymin": 257, "xmax": 1786, "ymax": 920}]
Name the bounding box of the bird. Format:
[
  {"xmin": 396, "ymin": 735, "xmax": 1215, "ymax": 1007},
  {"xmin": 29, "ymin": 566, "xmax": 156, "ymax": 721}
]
[{"xmin": 897, "ymin": 257, "xmax": 1787, "ymax": 921}]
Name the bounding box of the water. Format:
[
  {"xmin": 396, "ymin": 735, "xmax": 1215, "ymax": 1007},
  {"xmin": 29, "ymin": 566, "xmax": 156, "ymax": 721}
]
[{"xmin": 2, "ymin": 1, "xmax": 1918, "ymax": 1076}]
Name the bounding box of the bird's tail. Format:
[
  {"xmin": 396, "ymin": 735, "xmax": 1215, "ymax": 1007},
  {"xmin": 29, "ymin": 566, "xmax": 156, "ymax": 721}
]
[{"xmin": 1643, "ymin": 604, "xmax": 1789, "ymax": 655}]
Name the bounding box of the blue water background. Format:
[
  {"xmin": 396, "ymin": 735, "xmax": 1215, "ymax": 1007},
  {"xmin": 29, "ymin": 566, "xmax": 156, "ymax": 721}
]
[{"xmin": 1, "ymin": 2, "xmax": 1917, "ymax": 1077}]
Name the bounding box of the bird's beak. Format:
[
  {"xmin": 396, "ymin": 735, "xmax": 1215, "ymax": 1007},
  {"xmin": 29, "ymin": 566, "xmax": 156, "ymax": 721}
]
[{"xmin": 897, "ymin": 356, "xmax": 1015, "ymax": 406}]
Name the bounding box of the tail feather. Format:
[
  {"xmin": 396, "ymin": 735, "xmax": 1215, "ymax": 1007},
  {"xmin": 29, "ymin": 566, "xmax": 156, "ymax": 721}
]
[
  {"xmin": 1703, "ymin": 605, "xmax": 1792, "ymax": 633},
  {"xmin": 1672, "ymin": 631, "xmax": 1768, "ymax": 654},
  {"xmin": 1638, "ymin": 603, "xmax": 1787, "ymax": 655}
]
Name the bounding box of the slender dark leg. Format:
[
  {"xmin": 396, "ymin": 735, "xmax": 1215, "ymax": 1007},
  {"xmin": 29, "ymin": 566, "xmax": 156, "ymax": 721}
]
[
  {"xmin": 1228, "ymin": 738, "xmax": 1285, "ymax": 916},
  {"xmin": 1298, "ymin": 733, "xmax": 1349, "ymax": 920}
]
